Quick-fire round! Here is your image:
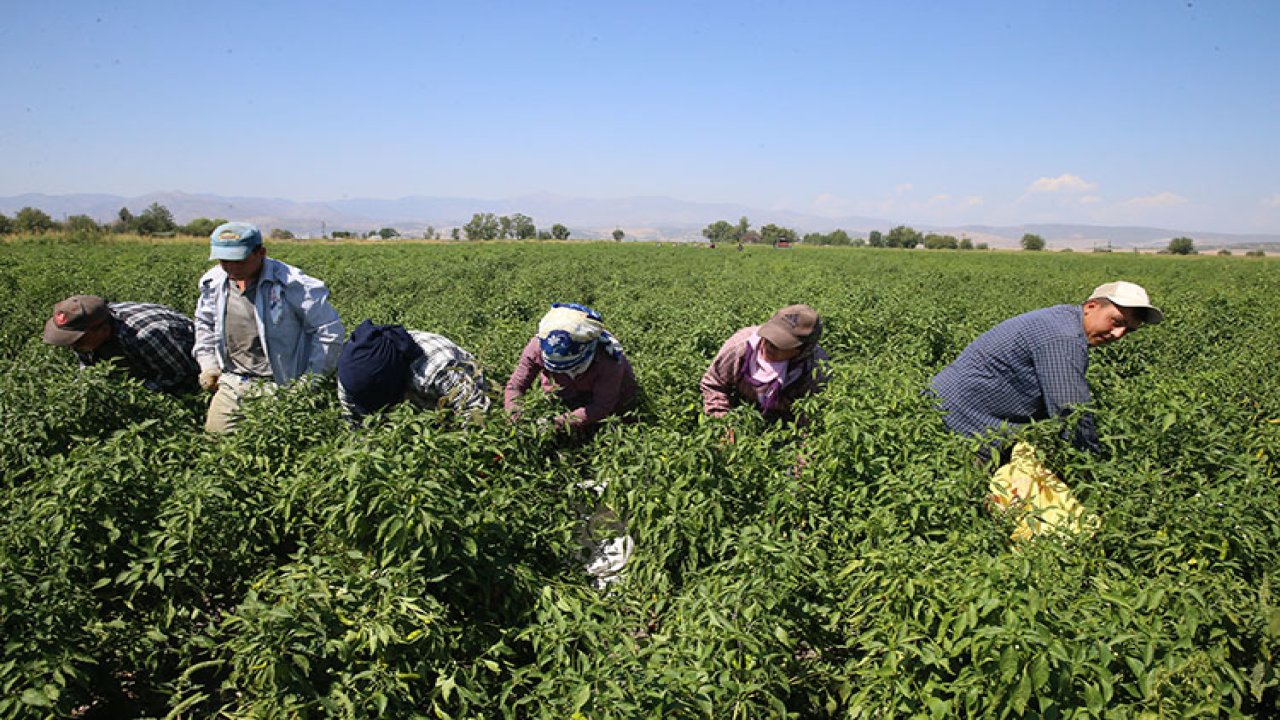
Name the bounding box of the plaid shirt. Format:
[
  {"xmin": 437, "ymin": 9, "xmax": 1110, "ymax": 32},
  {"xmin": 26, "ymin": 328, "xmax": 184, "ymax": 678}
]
[
  {"xmin": 75, "ymin": 302, "xmax": 199, "ymax": 394},
  {"xmin": 931, "ymin": 304, "xmax": 1100, "ymax": 453},
  {"xmin": 338, "ymin": 331, "xmax": 490, "ymax": 419}
]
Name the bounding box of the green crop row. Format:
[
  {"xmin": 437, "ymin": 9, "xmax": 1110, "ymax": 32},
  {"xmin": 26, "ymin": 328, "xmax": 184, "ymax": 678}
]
[{"xmin": 0, "ymin": 237, "xmax": 1277, "ymax": 718}]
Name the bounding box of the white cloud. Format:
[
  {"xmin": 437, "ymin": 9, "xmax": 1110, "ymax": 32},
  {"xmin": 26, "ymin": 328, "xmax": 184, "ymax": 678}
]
[
  {"xmin": 1023, "ymin": 174, "xmax": 1098, "ymax": 196},
  {"xmin": 894, "ymin": 183, "xmax": 913, "ymax": 195},
  {"xmin": 1080, "ymin": 195, "xmax": 1102, "ymax": 205},
  {"xmin": 1264, "ymin": 193, "xmax": 1280, "ymax": 208},
  {"xmin": 1121, "ymin": 192, "xmax": 1188, "ymax": 208}
]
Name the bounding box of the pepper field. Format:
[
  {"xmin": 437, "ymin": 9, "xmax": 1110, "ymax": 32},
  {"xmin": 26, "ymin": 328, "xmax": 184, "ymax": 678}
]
[{"xmin": 1, "ymin": 236, "xmax": 1278, "ymax": 718}]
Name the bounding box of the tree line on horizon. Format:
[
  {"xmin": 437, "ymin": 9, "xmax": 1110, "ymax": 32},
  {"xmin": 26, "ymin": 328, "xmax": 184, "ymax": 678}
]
[
  {"xmin": 700, "ymin": 216, "xmax": 1216, "ymax": 255},
  {"xmin": 0, "ymin": 203, "xmax": 586, "ymax": 243},
  {"xmin": 701, "ymin": 215, "xmax": 989, "ymax": 250},
  {"xmin": 0, "ymin": 203, "xmax": 1227, "ymax": 256}
]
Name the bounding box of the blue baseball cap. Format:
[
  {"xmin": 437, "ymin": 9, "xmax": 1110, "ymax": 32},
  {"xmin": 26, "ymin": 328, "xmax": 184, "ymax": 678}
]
[{"xmin": 209, "ymin": 222, "xmax": 263, "ymax": 261}]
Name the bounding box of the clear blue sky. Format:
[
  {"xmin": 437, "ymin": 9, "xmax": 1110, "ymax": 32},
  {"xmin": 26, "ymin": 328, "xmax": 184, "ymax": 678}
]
[{"xmin": 3, "ymin": 1, "xmax": 1278, "ymax": 233}]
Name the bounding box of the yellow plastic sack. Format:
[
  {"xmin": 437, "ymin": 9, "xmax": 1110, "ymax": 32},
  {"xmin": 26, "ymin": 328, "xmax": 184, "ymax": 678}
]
[{"xmin": 988, "ymin": 442, "xmax": 1099, "ymax": 542}]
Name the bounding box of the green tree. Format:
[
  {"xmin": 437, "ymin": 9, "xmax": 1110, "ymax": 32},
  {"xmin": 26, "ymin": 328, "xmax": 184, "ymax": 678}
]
[
  {"xmin": 270, "ymin": 228, "xmax": 296, "ymax": 240},
  {"xmin": 14, "ymin": 206, "xmax": 58, "ymax": 233},
  {"xmin": 885, "ymin": 225, "xmax": 922, "ymax": 249},
  {"xmin": 1167, "ymin": 236, "xmax": 1196, "ymax": 255},
  {"xmin": 923, "ymin": 233, "xmax": 959, "ymax": 250},
  {"xmin": 1021, "ymin": 233, "xmax": 1046, "ymax": 251},
  {"xmin": 760, "ymin": 224, "xmax": 798, "ymax": 246},
  {"xmin": 734, "ymin": 216, "xmax": 751, "ymax": 242},
  {"xmin": 450, "ymin": 227, "xmax": 461, "ymax": 241},
  {"xmin": 181, "ymin": 217, "xmax": 226, "ymax": 237},
  {"xmin": 423, "ymin": 226, "xmax": 436, "ymax": 240},
  {"xmin": 828, "ymin": 229, "xmax": 851, "ymax": 246},
  {"xmin": 113, "ymin": 207, "xmax": 136, "ymax": 233},
  {"xmin": 133, "ymin": 202, "xmax": 176, "ymax": 235},
  {"xmin": 65, "ymin": 215, "xmax": 103, "ymax": 235},
  {"xmin": 868, "ymin": 230, "xmax": 884, "ymax": 248},
  {"xmin": 551, "ymin": 223, "xmax": 570, "ymax": 241},
  {"xmin": 1217, "ymin": 248, "xmax": 1232, "ymax": 256},
  {"xmin": 464, "ymin": 213, "xmax": 499, "ymax": 241},
  {"xmin": 510, "ymin": 214, "xmax": 537, "ymax": 240},
  {"xmin": 802, "ymin": 232, "xmax": 828, "ymax": 245},
  {"xmin": 612, "ymin": 228, "xmax": 625, "ymax": 242},
  {"xmin": 0, "ymin": 212, "xmax": 11, "ymax": 234},
  {"xmin": 377, "ymin": 227, "xmax": 400, "ymax": 240},
  {"xmin": 702, "ymin": 220, "xmax": 735, "ymax": 244},
  {"xmin": 959, "ymin": 237, "xmax": 974, "ymax": 250}
]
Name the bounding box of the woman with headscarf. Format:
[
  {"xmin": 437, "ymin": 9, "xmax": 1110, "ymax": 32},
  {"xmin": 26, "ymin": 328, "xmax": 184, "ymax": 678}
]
[
  {"xmin": 504, "ymin": 303, "xmax": 638, "ymax": 432},
  {"xmin": 700, "ymin": 304, "xmax": 829, "ymax": 424}
]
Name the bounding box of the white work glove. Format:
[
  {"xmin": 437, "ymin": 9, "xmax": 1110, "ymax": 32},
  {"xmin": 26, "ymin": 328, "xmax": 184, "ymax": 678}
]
[{"xmin": 198, "ymin": 368, "xmax": 221, "ymax": 392}]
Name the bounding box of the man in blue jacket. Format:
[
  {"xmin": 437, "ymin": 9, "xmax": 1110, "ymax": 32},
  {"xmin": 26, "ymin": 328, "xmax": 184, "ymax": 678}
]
[{"xmin": 193, "ymin": 222, "xmax": 345, "ymax": 433}]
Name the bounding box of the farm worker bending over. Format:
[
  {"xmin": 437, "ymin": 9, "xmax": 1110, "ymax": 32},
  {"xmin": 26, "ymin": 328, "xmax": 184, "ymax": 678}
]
[
  {"xmin": 504, "ymin": 303, "xmax": 639, "ymax": 434},
  {"xmin": 194, "ymin": 222, "xmax": 345, "ymax": 433},
  {"xmin": 930, "ymin": 281, "xmax": 1163, "ymax": 539},
  {"xmin": 701, "ymin": 304, "xmax": 830, "ymax": 425},
  {"xmin": 337, "ymin": 320, "xmax": 490, "ymax": 425},
  {"xmin": 42, "ymin": 294, "xmax": 200, "ymax": 394}
]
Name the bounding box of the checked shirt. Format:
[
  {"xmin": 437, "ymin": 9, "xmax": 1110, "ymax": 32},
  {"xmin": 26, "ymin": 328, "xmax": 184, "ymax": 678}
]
[
  {"xmin": 338, "ymin": 331, "xmax": 490, "ymax": 420},
  {"xmin": 931, "ymin": 304, "xmax": 1101, "ymax": 454},
  {"xmin": 74, "ymin": 302, "xmax": 200, "ymax": 394}
]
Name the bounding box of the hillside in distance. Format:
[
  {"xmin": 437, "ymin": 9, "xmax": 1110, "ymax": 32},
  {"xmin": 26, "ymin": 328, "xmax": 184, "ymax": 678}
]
[{"xmin": 2, "ymin": 191, "xmax": 1276, "ymax": 250}]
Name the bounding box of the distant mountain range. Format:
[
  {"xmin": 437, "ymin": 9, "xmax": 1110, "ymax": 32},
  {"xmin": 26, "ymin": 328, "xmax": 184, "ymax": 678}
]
[{"xmin": 3, "ymin": 191, "xmax": 1277, "ymax": 250}]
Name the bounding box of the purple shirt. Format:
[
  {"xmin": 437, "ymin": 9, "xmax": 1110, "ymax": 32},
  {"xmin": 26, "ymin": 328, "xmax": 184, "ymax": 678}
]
[
  {"xmin": 503, "ymin": 336, "xmax": 638, "ymax": 429},
  {"xmin": 701, "ymin": 325, "xmax": 829, "ymax": 421}
]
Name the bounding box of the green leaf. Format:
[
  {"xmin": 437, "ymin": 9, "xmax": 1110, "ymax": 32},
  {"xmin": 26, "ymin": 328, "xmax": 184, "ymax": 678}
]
[
  {"xmin": 1011, "ymin": 671, "xmax": 1032, "ymax": 714},
  {"xmin": 999, "ymin": 646, "xmax": 1018, "ymax": 682},
  {"xmin": 1031, "ymin": 655, "xmax": 1049, "ymax": 688},
  {"xmin": 773, "ymin": 626, "xmax": 791, "ymax": 646},
  {"xmin": 19, "ymin": 689, "xmax": 50, "ymax": 708}
]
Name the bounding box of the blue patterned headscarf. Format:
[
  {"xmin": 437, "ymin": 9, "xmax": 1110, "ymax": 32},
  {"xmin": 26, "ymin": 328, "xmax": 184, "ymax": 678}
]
[{"xmin": 537, "ymin": 303, "xmax": 621, "ymax": 376}]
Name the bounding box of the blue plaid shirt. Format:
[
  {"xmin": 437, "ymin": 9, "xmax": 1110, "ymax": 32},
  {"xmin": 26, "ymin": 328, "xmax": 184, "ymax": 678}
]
[{"xmin": 931, "ymin": 304, "xmax": 1100, "ymax": 453}]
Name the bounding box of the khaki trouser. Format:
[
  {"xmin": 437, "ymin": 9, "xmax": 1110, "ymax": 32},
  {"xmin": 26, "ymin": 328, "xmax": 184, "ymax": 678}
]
[
  {"xmin": 204, "ymin": 374, "xmax": 275, "ymax": 434},
  {"xmin": 988, "ymin": 442, "xmax": 1100, "ymax": 541}
]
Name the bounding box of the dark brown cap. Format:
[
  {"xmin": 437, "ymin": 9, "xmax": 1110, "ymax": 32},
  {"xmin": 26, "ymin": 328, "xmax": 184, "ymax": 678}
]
[
  {"xmin": 43, "ymin": 295, "xmax": 109, "ymax": 346},
  {"xmin": 758, "ymin": 304, "xmax": 822, "ymax": 350}
]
